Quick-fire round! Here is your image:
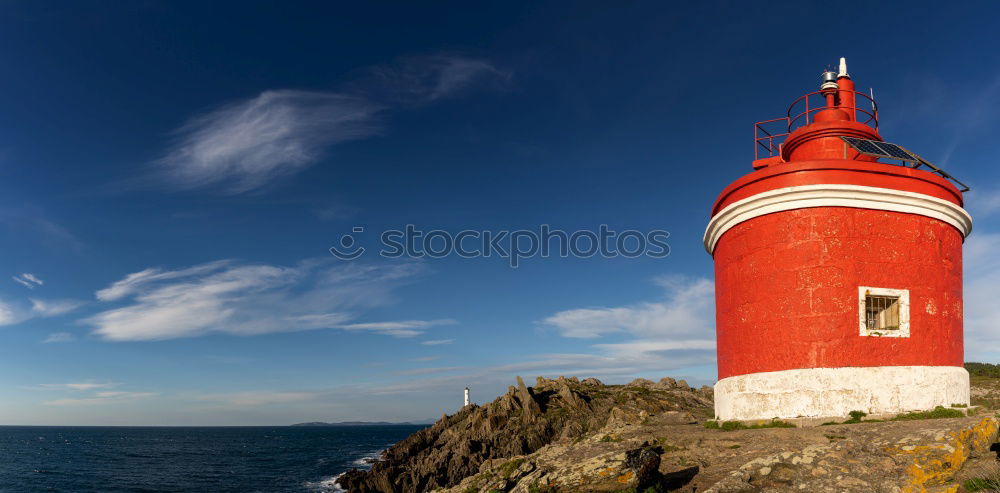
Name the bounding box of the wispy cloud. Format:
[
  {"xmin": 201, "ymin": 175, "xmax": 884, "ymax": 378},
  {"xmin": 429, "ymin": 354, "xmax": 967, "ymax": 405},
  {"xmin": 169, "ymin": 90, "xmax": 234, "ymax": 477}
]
[
  {"xmin": 543, "ymin": 276, "xmax": 714, "ymax": 340},
  {"xmin": 195, "ymin": 391, "xmax": 320, "ymax": 407},
  {"xmin": 30, "ymin": 298, "xmax": 84, "ymax": 317},
  {"xmin": 42, "ymin": 332, "xmax": 75, "ymax": 343},
  {"xmin": 39, "ymin": 382, "xmax": 116, "ymax": 391},
  {"xmin": 0, "ymin": 300, "xmax": 20, "ymax": 325},
  {"xmin": 336, "ymin": 319, "xmax": 455, "ymax": 338},
  {"xmin": 357, "ymin": 54, "xmax": 511, "ymax": 106},
  {"xmin": 539, "ymin": 276, "xmax": 716, "ymax": 372},
  {"xmin": 409, "ymin": 355, "xmax": 442, "ymax": 362},
  {"xmin": 0, "ymin": 296, "xmax": 82, "ymax": 327},
  {"xmin": 148, "ymin": 54, "xmax": 507, "ymax": 194},
  {"xmin": 44, "ymin": 391, "xmax": 157, "ymax": 406},
  {"xmin": 154, "ymin": 91, "xmax": 381, "ymax": 194},
  {"xmin": 12, "ymin": 273, "xmax": 43, "ymax": 289},
  {"xmin": 420, "ymin": 339, "xmax": 454, "ymax": 346},
  {"xmin": 84, "ymin": 259, "xmax": 433, "ymax": 341}
]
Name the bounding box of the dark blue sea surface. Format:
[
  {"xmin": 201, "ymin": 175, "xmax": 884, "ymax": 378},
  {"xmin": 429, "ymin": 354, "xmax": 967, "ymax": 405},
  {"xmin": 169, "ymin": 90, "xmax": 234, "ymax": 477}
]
[{"xmin": 0, "ymin": 425, "xmax": 423, "ymax": 492}]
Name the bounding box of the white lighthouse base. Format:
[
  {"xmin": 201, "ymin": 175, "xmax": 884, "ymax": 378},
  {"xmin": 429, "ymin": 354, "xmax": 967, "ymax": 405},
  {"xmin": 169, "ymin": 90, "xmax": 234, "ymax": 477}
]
[{"xmin": 714, "ymin": 366, "xmax": 969, "ymax": 421}]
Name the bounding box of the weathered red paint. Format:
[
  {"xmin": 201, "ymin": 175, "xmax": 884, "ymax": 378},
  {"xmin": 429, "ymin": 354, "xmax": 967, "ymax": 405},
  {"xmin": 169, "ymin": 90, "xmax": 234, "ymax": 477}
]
[
  {"xmin": 713, "ymin": 207, "xmax": 964, "ymax": 379},
  {"xmin": 710, "ymin": 69, "xmax": 967, "ymax": 380}
]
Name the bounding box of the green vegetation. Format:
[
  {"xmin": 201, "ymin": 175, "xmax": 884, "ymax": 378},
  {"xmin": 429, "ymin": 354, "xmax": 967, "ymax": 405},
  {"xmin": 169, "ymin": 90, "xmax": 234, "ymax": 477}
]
[
  {"xmin": 599, "ymin": 434, "xmax": 623, "ymax": 442},
  {"xmin": 966, "ymin": 362, "xmax": 1000, "ymax": 408},
  {"xmin": 951, "ymin": 403, "xmax": 968, "ymax": 408},
  {"xmin": 498, "ymin": 458, "xmax": 526, "ymax": 478},
  {"xmin": 704, "ymin": 419, "xmax": 795, "ymax": 431},
  {"xmin": 891, "ymin": 406, "xmax": 966, "ymax": 421},
  {"xmin": 825, "ymin": 434, "xmax": 846, "ymax": 441},
  {"xmin": 966, "ymin": 362, "xmax": 1000, "ymax": 378},
  {"xmin": 963, "ymin": 478, "xmax": 1000, "ymax": 492},
  {"xmin": 822, "ymin": 406, "xmax": 966, "ymax": 426}
]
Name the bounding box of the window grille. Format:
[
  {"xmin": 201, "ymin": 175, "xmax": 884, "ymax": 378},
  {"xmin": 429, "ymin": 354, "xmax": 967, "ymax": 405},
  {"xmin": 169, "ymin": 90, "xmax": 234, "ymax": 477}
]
[
  {"xmin": 865, "ymin": 295, "xmax": 900, "ymax": 330},
  {"xmin": 858, "ymin": 287, "xmax": 910, "ymax": 338}
]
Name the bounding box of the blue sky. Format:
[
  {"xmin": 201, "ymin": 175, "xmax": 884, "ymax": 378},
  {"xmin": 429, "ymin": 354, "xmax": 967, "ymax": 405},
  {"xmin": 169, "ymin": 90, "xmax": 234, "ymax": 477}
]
[{"xmin": 0, "ymin": 1, "xmax": 999, "ymax": 425}]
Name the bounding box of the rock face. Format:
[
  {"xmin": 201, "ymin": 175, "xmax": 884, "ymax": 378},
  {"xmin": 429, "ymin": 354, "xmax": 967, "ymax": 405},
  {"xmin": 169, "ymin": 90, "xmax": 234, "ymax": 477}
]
[
  {"xmin": 336, "ymin": 375, "xmax": 714, "ymax": 492},
  {"xmin": 339, "ymin": 373, "xmax": 1000, "ymax": 493}
]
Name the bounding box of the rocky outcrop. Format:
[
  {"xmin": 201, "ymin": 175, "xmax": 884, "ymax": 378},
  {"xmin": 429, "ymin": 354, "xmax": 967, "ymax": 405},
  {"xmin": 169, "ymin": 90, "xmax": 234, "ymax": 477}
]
[
  {"xmin": 339, "ymin": 374, "xmax": 999, "ymax": 493},
  {"xmin": 336, "ymin": 375, "xmax": 714, "ymax": 492}
]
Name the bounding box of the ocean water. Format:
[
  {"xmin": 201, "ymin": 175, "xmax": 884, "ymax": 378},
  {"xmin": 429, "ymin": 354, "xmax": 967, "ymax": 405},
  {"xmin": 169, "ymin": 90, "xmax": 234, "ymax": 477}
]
[{"xmin": 0, "ymin": 425, "xmax": 423, "ymax": 492}]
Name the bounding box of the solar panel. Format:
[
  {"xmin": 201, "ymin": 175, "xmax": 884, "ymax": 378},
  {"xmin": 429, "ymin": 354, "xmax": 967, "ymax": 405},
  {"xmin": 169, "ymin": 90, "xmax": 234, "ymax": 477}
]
[
  {"xmin": 842, "ymin": 137, "xmax": 887, "ymax": 156},
  {"xmin": 838, "ymin": 136, "xmax": 970, "ymax": 192},
  {"xmin": 872, "ymin": 142, "xmax": 915, "ymax": 161}
]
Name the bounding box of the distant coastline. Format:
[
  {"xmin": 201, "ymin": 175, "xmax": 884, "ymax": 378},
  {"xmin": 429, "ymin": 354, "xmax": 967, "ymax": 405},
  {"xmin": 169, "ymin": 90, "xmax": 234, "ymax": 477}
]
[{"xmin": 290, "ymin": 421, "xmax": 431, "ymax": 427}]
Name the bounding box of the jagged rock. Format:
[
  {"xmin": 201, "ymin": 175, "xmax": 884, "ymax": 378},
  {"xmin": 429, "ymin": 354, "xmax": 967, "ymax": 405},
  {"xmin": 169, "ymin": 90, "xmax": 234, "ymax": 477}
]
[
  {"xmin": 338, "ymin": 375, "xmax": 712, "ymax": 492},
  {"xmin": 658, "ymin": 377, "xmax": 678, "ymax": 388},
  {"xmin": 626, "ymin": 378, "xmax": 656, "ymax": 388}
]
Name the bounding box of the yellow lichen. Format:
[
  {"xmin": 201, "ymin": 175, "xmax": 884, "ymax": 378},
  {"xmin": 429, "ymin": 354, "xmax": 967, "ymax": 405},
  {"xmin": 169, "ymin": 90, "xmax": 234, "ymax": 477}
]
[
  {"xmin": 890, "ymin": 417, "xmax": 999, "ymax": 493},
  {"xmin": 616, "ymin": 471, "xmax": 634, "ymax": 484}
]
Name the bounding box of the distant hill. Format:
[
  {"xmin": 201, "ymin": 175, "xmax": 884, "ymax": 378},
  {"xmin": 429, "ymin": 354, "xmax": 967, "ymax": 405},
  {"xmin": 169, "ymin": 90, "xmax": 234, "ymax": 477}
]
[
  {"xmin": 290, "ymin": 421, "xmax": 429, "ymax": 427},
  {"xmin": 965, "ymin": 362, "xmax": 1000, "ymax": 378}
]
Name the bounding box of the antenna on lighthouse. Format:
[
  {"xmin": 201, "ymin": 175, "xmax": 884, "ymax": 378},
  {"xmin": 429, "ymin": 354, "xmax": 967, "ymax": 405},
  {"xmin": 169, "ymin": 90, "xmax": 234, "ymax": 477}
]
[
  {"xmin": 464, "ymin": 387, "xmax": 470, "ymax": 407},
  {"xmin": 838, "ymin": 57, "xmax": 850, "ymax": 79}
]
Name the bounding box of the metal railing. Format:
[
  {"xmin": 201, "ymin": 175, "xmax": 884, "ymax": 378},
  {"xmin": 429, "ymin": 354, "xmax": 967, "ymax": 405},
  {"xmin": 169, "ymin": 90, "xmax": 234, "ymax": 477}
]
[
  {"xmin": 754, "ymin": 90, "xmax": 879, "ymax": 160},
  {"xmin": 787, "ymin": 90, "xmax": 878, "ymax": 131}
]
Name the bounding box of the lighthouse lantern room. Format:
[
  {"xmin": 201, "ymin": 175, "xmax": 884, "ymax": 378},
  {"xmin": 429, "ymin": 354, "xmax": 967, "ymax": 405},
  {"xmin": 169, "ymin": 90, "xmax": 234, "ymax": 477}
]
[{"xmin": 705, "ymin": 59, "xmax": 972, "ymax": 421}]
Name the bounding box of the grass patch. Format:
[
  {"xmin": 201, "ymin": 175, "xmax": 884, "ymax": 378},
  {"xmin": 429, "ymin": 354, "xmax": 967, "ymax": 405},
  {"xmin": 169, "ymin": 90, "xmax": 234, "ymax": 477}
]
[
  {"xmin": 704, "ymin": 419, "xmax": 795, "ymax": 431},
  {"xmin": 824, "ymin": 434, "xmax": 846, "ymax": 441},
  {"xmin": 964, "ymin": 478, "xmax": 1000, "ymax": 492},
  {"xmin": 824, "ymin": 406, "xmax": 965, "ymax": 426},
  {"xmin": 727, "ymin": 444, "xmax": 741, "ymax": 449},
  {"xmin": 951, "ymin": 403, "xmax": 969, "ymax": 408},
  {"xmin": 599, "ymin": 434, "xmax": 622, "ymax": 443},
  {"xmin": 498, "ymin": 458, "xmax": 526, "ymax": 478},
  {"xmin": 891, "ymin": 406, "xmax": 966, "ymax": 421}
]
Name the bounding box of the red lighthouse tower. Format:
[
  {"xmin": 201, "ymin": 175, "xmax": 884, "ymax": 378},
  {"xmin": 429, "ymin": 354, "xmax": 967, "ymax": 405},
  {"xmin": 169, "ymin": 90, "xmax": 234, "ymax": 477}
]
[{"xmin": 705, "ymin": 59, "xmax": 972, "ymax": 420}]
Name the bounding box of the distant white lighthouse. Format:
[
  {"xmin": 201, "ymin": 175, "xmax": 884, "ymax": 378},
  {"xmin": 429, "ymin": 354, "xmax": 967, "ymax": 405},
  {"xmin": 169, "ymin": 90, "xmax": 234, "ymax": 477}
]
[{"xmin": 464, "ymin": 387, "xmax": 470, "ymax": 407}]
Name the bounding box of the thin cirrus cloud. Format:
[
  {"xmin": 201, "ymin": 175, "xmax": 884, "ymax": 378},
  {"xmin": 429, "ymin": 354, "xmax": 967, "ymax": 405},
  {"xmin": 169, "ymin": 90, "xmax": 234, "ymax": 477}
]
[
  {"xmin": 540, "ymin": 276, "xmax": 717, "ymax": 369},
  {"xmin": 12, "ymin": 273, "xmax": 43, "ymax": 289},
  {"xmin": 0, "ymin": 296, "xmax": 84, "ymax": 328},
  {"xmin": 30, "ymin": 298, "xmax": 84, "ymax": 317},
  {"xmin": 420, "ymin": 339, "xmax": 455, "ymax": 346},
  {"xmin": 83, "ymin": 259, "xmax": 448, "ymax": 341},
  {"xmin": 195, "ymin": 391, "xmax": 320, "ymax": 407},
  {"xmin": 336, "ymin": 319, "xmax": 456, "ymax": 338},
  {"xmin": 42, "ymin": 332, "xmax": 75, "ymax": 343},
  {"xmin": 150, "ymin": 54, "xmax": 509, "ymax": 194},
  {"xmin": 39, "ymin": 382, "xmax": 116, "ymax": 391},
  {"xmin": 44, "ymin": 391, "xmax": 158, "ymax": 406}
]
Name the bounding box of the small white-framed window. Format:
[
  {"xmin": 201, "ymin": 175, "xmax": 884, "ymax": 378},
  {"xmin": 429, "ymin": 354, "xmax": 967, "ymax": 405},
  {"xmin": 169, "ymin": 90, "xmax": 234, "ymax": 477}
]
[{"xmin": 858, "ymin": 286, "xmax": 909, "ymax": 338}]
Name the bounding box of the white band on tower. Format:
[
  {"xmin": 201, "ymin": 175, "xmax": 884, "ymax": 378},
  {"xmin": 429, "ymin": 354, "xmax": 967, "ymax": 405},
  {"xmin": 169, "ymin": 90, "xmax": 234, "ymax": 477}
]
[{"xmin": 704, "ymin": 184, "xmax": 972, "ymax": 253}]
